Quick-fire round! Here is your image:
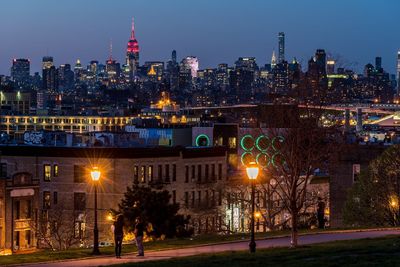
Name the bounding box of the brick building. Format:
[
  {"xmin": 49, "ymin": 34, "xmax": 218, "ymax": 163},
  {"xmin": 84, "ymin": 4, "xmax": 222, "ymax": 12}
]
[{"xmin": 0, "ymin": 146, "xmax": 228, "ymax": 254}]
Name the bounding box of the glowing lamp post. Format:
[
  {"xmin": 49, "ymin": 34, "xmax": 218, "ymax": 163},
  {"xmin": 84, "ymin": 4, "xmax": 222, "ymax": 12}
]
[
  {"xmin": 246, "ymin": 162, "xmax": 259, "ymax": 253},
  {"xmin": 91, "ymin": 167, "xmax": 101, "ymax": 255}
]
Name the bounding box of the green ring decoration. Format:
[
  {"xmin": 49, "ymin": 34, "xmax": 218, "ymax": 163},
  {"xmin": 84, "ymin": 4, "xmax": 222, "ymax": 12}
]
[
  {"xmin": 240, "ymin": 134, "xmax": 255, "ymax": 151},
  {"xmin": 256, "ymin": 135, "xmax": 270, "ymax": 152},
  {"xmin": 195, "ymin": 134, "xmax": 210, "ymax": 147},
  {"xmin": 256, "ymin": 152, "xmax": 270, "ymax": 168},
  {"xmin": 241, "ymin": 152, "xmax": 255, "ymax": 166}
]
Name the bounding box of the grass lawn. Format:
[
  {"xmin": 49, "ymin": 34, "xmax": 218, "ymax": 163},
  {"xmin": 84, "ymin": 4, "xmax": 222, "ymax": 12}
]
[
  {"xmin": 0, "ymin": 229, "xmax": 323, "ymax": 265},
  {"xmin": 111, "ymin": 236, "xmax": 400, "ymax": 267},
  {"xmin": 0, "ymin": 228, "xmax": 393, "ymax": 266}
]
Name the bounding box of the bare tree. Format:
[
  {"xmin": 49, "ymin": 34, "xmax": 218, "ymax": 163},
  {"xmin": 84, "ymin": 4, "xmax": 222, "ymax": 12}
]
[
  {"xmin": 267, "ymin": 112, "xmax": 339, "ymax": 247},
  {"xmin": 29, "ymin": 204, "xmax": 87, "ymax": 250}
]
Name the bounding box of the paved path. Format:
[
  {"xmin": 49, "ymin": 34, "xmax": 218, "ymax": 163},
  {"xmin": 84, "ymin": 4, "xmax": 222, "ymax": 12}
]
[{"xmin": 18, "ymin": 230, "xmax": 400, "ymax": 267}]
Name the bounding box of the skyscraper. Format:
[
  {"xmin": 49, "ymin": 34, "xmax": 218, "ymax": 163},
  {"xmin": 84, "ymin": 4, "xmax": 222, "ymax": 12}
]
[
  {"xmin": 181, "ymin": 56, "xmax": 199, "ymax": 78},
  {"xmin": 42, "ymin": 56, "xmax": 57, "ymax": 93},
  {"xmin": 126, "ymin": 17, "xmax": 140, "ymax": 81},
  {"xmin": 11, "ymin": 58, "xmax": 30, "ymax": 88},
  {"xmin": 375, "ymin": 56, "xmax": 382, "ymax": 72},
  {"xmin": 315, "ymin": 49, "xmax": 326, "ymax": 74},
  {"xmin": 397, "ymin": 50, "xmax": 400, "ymax": 95},
  {"xmin": 106, "ymin": 41, "xmax": 120, "ymax": 83},
  {"xmin": 271, "ymin": 50, "xmax": 277, "ymax": 69},
  {"xmin": 172, "ymin": 50, "xmax": 177, "ymax": 63},
  {"xmin": 278, "ymin": 32, "xmax": 285, "ymax": 63},
  {"xmin": 326, "ymin": 60, "xmax": 335, "ymax": 75}
]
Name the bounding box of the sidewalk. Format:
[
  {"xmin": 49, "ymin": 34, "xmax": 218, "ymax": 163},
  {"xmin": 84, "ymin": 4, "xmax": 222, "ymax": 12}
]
[{"xmin": 11, "ymin": 229, "xmax": 400, "ymax": 267}]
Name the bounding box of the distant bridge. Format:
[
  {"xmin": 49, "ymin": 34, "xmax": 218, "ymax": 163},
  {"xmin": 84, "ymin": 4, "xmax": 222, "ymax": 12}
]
[{"xmin": 182, "ymin": 104, "xmax": 394, "ymax": 115}]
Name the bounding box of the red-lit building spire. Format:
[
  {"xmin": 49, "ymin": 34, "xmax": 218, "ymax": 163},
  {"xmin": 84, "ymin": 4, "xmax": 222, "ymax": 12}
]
[{"xmin": 126, "ymin": 17, "xmax": 139, "ymax": 54}]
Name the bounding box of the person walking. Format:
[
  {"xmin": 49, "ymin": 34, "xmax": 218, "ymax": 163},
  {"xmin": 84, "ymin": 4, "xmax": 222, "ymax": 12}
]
[
  {"xmin": 113, "ymin": 214, "xmax": 124, "ymax": 258},
  {"xmin": 134, "ymin": 217, "xmax": 145, "ymax": 256}
]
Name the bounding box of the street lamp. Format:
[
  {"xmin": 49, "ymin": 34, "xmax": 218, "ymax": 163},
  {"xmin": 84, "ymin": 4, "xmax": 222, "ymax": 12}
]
[
  {"xmin": 91, "ymin": 167, "xmax": 101, "ymax": 255},
  {"xmin": 246, "ymin": 162, "xmax": 259, "ymax": 253}
]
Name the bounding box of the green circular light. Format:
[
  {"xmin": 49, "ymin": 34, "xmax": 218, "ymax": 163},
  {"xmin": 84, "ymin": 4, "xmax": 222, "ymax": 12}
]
[
  {"xmin": 256, "ymin": 135, "xmax": 270, "ymax": 152},
  {"xmin": 240, "ymin": 134, "xmax": 255, "ymax": 151},
  {"xmin": 256, "ymin": 152, "xmax": 270, "ymax": 168},
  {"xmin": 271, "ymin": 152, "xmax": 285, "ymax": 167},
  {"xmin": 195, "ymin": 134, "xmax": 210, "ymax": 147},
  {"xmin": 241, "ymin": 152, "xmax": 255, "ymax": 166}
]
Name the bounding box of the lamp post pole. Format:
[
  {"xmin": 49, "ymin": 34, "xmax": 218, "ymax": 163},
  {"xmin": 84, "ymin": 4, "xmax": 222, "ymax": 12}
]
[
  {"xmin": 249, "ymin": 178, "xmax": 256, "ymax": 253},
  {"xmin": 246, "ymin": 162, "xmax": 259, "ymax": 253},
  {"xmin": 91, "ymin": 167, "xmax": 101, "ymax": 255},
  {"xmin": 92, "ymin": 182, "xmax": 100, "ymax": 255}
]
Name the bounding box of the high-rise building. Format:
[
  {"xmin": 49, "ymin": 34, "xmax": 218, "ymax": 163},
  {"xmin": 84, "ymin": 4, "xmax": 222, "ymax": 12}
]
[
  {"xmin": 42, "ymin": 56, "xmax": 57, "ymax": 93},
  {"xmin": 42, "ymin": 56, "xmax": 53, "ymax": 70},
  {"xmin": 144, "ymin": 61, "xmax": 164, "ymax": 81},
  {"xmin": 57, "ymin": 64, "xmax": 74, "ymax": 91},
  {"xmin": 126, "ymin": 17, "xmax": 140, "ymax": 81},
  {"xmin": 375, "ymin": 56, "xmax": 382, "ymax": 72},
  {"xmin": 166, "ymin": 50, "xmax": 179, "ymax": 91},
  {"xmin": 235, "ymin": 57, "xmax": 258, "ymax": 72},
  {"xmin": 181, "ymin": 56, "xmax": 199, "ymax": 78},
  {"xmin": 326, "ymin": 60, "xmax": 335, "ymax": 75},
  {"xmin": 11, "ymin": 58, "xmax": 30, "ymax": 88},
  {"xmin": 278, "ymin": 32, "xmax": 285, "ymax": 63},
  {"xmin": 306, "ymin": 49, "xmax": 328, "ymax": 101},
  {"xmin": 74, "ymin": 59, "xmax": 83, "ymax": 81},
  {"xmin": 315, "ymin": 49, "xmax": 326, "ymax": 73},
  {"xmin": 396, "ymin": 50, "xmax": 400, "ymax": 95},
  {"xmin": 172, "ymin": 50, "xmax": 177, "ymax": 63},
  {"xmin": 271, "ymin": 50, "xmax": 277, "ymax": 69}
]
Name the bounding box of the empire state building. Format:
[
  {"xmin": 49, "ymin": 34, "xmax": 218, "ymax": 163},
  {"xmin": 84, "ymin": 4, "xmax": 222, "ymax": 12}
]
[{"xmin": 126, "ymin": 18, "xmax": 140, "ymax": 81}]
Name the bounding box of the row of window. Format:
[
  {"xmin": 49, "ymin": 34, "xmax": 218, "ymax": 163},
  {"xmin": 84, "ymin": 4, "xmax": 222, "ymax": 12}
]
[
  {"xmin": 42, "ymin": 163, "xmax": 224, "ymax": 184},
  {"xmin": 1, "ymin": 117, "xmax": 130, "ymax": 124},
  {"xmin": 43, "ymin": 164, "xmax": 59, "ymax": 181},
  {"xmin": 184, "ymin": 190, "xmax": 223, "ymax": 208},
  {"xmin": 184, "ymin": 163, "xmax": 223, "ymax": 183},
  {"xmin": 133, "ymin": 164, "xmax": 177, "ymax": 183}
]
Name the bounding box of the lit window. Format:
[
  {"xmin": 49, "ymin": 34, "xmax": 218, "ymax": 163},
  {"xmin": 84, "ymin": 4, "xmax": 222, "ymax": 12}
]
[
  {"xmin": 43, "ymin": 165, "xmax": 51, "ymax": 181},
  {"xmin": 148, "ymin": 166, "xmax": 153, "ymax": 182},
  {"xmin": 53, "ymin": 164, "xmax": 59, "ymax": 177},
  {"xmin": 228, "ymin": 137, "xmax": 237, "ymax": 148}
]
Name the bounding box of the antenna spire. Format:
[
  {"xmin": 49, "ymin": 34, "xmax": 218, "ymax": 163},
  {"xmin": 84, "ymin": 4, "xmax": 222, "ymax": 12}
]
[
  {"xmin": 109, "ymin": 39, "xmax": 113, "ymax": 61},
  {"xmin": 131, "ymin": 17, "xmax": 135, "ymax": 39}
]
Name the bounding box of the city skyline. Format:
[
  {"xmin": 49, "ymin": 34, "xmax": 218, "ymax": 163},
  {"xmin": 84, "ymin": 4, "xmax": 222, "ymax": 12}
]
[{"xmin": 1, "ymin": 0, "xmax": 399, "ymax": 74}]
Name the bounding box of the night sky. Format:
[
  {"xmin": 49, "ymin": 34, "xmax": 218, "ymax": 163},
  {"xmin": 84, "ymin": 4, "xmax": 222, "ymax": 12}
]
[{"xmin": 0, "ymin": 0, "xmax": 399, "ymax": 74}]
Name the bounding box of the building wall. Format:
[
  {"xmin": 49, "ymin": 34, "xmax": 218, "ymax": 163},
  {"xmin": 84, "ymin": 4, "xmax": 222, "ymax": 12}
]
[
  {"xmin": 0, "ymin": 146, "xmax": 228, "ymax": 252},
  {"xmin": 329, "ymin": 145, "xmax": 385, "ymax": 227}
]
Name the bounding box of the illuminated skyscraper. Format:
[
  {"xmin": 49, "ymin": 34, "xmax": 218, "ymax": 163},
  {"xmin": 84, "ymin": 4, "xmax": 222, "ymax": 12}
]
[
  {"xmin": 271, "ymin": 50, "xmax": 277, "ymax": 69},
  {"xmin": 126, "ymin": 17, "xmax": 140, "ymax": 81},
  {"xmin": 397, "ymin": 50, "xmax": 400, "ymax": 95},
  {"xmin": 278, "ymin": 32, "xmax": 285, "ymax": 63},
  {"xmin": 181, "ymin": 56, "xmax": 199, "ymax": 78},
  {"xmin": 42, "ymin": 56, "xmax": 57, "ymax": 93},
  {"xmin": 326, "ymin": 60, "xmax": 335, "ymax": 75},
  {"xmin": 11, "ymin": 58, "xmax": 30, "ymax": 88},
  {"xmin": 106, "ymin": 40, "xmax": 120, "ymax": 82}
]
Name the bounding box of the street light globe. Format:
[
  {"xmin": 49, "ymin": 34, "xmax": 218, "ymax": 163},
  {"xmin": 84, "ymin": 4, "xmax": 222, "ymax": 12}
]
[
  {"xmin": 246, "ymin": 162, "xmax": 259, "ymax": 180},
  {"xmin": 91, "ymin": 167, "xmax": 101, "ymax": 181}
]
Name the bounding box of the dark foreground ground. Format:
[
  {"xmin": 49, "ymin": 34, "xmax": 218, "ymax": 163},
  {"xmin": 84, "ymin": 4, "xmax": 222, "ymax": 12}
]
[{"xmin": 111, "ymin": 236, "xmax": 400, "ymax": 267}]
